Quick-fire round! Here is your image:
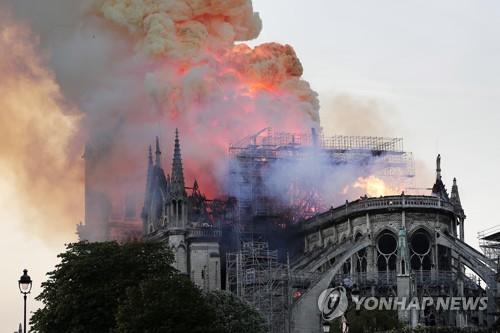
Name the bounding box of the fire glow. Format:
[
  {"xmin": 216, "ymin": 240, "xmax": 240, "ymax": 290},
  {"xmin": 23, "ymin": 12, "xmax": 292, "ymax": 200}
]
[
  {"xmin": 1, "ymin": 0, "xmax": 410, "ymax": 241},
  {"xmin": 353, "ymin": 176, "xmax": 401, "ymax": 198},
  {"xmin": 92, "ymin": 0, "xmax": 321, "ymax": 200}
]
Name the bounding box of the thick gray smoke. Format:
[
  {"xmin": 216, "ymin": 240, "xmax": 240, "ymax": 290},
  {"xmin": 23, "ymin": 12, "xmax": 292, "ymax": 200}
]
[
  {"xmin": 2, "ymin": 0, "xmax": 323, "ymax": 240},
  {"xmin": 263, "ymin": 150, "xmax": 396, "ymax": 207},
  {"xmin": 226, "ymin": 143, "xmax": 404, "ymax": 221},
  {"xmin": 2, "ymin": 0, "xmax": 414, "ymax": 244}
]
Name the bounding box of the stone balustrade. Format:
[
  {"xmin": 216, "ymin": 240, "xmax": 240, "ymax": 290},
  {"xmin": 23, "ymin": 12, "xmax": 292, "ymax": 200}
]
[{"xmin": 300, "ymin": 195, "xmax": 457, "ymax": 234}]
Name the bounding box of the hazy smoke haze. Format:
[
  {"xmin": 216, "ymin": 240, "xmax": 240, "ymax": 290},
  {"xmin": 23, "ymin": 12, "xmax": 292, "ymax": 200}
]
[
  {"xmin": 0, "ymin": 0, "xmax": 416, "ymax": 244},
  {"xmin": 0, "ymin": 10, "xmax": 83, "ymax": 243},
  {"xmin": 1, "ymin": 0, "xmax": 323, "ymax": 241}
]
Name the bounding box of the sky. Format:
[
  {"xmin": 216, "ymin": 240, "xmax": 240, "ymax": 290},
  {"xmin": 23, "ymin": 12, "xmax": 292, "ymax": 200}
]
[
  {"xmin": 250, "ymin": 0, "xmax": 500, "ymax": 248},
  {"xmin": 2, "ymin": 0, "xmax": 500, "ymax": 331}
]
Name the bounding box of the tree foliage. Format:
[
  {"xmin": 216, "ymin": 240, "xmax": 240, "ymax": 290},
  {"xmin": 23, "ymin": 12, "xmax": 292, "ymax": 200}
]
[
  {"xmin": 115, "ymin": 275, "xmax": 219, "ymax": 333},
  {"xmin": 30, "ymin": 241, "xmax": 265, "ymax": 333},
  {"xmin": 204, "ymin": 291, "xmax": 267, "ymax": 333},
  {"xmin": 31, "ymin": 241, "xmax": 176, "ymax": 332}
]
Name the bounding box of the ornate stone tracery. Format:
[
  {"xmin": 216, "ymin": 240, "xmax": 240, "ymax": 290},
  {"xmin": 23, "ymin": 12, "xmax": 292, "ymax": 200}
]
[{"xmin": 290, "ymin": 156, "xmax": 497, "ymax": 332}]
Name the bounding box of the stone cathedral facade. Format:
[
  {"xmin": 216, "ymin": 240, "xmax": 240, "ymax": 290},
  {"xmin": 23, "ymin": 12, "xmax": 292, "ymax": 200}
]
[
  {"xmin": 141, "ymin": 130, "xmax": 222, "ymax": 291},
  {"xmin": 290, "ymin": 155, "xmax": 498, "ymax": 332},
  {"xmin": 81, "ymin": 128, "xmax": 497, "ymax": 331}
]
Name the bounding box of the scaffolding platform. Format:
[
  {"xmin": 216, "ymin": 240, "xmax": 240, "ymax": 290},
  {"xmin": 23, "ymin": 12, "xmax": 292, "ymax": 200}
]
[
  {"xmin": 228, "ymin": 128, "xmax": 416, "ymax": 224},
  {"xmin": 230, "ymin": 127, "xmax": 405, "ymax": 152},
  {"xmin": 479, "ymin": 225, "xmax": 500, "ymax": 264},
  {"xmin": 226, "ymin": 241, "xmax": 289, "ymax": 333}
]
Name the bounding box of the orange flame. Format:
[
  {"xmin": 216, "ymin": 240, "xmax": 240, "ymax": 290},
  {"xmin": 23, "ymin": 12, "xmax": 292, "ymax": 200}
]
[{"xmin": 353, "ymin": 176, "xmax": 401, "ymax": 197}]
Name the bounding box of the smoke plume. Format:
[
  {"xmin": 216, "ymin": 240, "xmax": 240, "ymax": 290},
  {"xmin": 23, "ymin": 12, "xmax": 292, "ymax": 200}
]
[
  {"xmin": 253, "ymin": 146, "xmax": 404, "ymax": 217},
  {"xmin": 2, "ymin": 0, "xmax": 322, "ymax": 239},
  {"xmin": 2, "ymin": 0, "xmax": 419, "ymax": 243},
  {"xmin": 321, "ymin": 94, "xmax": 397, "ymax": 137},
  {"xmin": 0, "ymin": 11, "xmax": 83, "ymax": 243}
]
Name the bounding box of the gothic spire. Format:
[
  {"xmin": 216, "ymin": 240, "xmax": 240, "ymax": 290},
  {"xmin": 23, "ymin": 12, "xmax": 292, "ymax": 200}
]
[
  {"xmin": 171, "ymin": 129, "xmax": 186, "ymax": 197},
  {"xmin": 436, "ymin": 154, "xmax": 442, "ymax": 181},
  {"xmin": 155, "ymin": 136, "xmax": 161, "ymax": 166},
  {"xmin": 451, "ymin": 177, "xmax": 463, "ymax": 209},
  {"xmin": 142, "ymin": 145, "xmax": 154, "ymax": 223},
  {"xmin": 431, "ymin": 153, "xmax": 449, "ymax": 200},
  {"xmin": 148, "ymin": 144, "xmax": 153, "ymax": 166}
]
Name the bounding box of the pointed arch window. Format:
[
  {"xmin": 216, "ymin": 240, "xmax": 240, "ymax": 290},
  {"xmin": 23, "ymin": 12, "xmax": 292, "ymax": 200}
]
[
  {"xmin": 376, "ymin": 231, "xmax": 398, "ymax": 284},
  {"xmin": 172, "ymin": 200, "xmax": 177, "ymax": 224},
  {"xmin": 409, "ymin": 229, "xmax": 432, "ymax": 283}
]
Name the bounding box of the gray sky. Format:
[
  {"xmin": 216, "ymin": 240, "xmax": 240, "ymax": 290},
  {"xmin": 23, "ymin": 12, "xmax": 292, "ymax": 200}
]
[{"xmin": 2, "ymin": 0, "xmax": 500, "ymax": 330}]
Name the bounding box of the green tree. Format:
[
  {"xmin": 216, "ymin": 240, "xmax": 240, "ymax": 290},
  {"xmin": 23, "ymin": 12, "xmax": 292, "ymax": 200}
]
[
  {"xmin": 115, "ymin": 275, "xmax": 220, "ymax": 333},
  {"xmin": 31, "ymin": 241, "xmax": 190, "ymax": 332},
  {"xmin": 31, "ymin": 241, "xmax": 267, "ymax": 333},
  {"xmin": 204, "ymin": 291, "xmax": 267, "ymax": 333}
]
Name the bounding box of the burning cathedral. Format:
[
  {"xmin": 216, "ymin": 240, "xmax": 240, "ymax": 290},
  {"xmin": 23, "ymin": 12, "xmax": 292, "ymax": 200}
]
[
  {"xmin": 71, "ymin": 2, "xmax": 499, "ymax": 332},
  {"xmin": 78, "ymin": 125, "xmax": 498, "ymax": 333}
]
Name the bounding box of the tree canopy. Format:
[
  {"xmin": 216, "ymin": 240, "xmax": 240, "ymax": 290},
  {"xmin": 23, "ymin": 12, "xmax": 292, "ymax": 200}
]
[
  {"xmin": 115, "ymin": 274, "xmax": 219, "ymax": 333},
  {"xmin": 204, "ymin": 290, "xmax": 267, "ymax": 333},
  {"xmin": 31, "ymin": 241, "xmax": 258, "ymax": 333},
  {"xmin": 31, "ymin": 241, "xmax": 177, "ymax": 332}
]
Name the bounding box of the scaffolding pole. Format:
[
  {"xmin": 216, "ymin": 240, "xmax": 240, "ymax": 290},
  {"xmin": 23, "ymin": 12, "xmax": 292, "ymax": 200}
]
[{"xmin": 479, "ymin": 225, "xmax": 500, "ymax": 265}]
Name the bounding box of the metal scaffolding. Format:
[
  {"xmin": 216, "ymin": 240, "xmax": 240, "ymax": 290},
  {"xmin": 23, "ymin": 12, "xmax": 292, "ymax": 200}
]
[
  {"xmin": 230, "ymin": 127, "xmax": 405, "ymax": 152},
  {"xmin": 229, "ymin": 128, "xmax": 416, "ymax": 224},
  {"xmin": 226, "ymin": 241, "xmax": 289, "ymax": 333},
  {"xmin": 479, "ymin": 225, "xmax": 500, "ymax": 264}
]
